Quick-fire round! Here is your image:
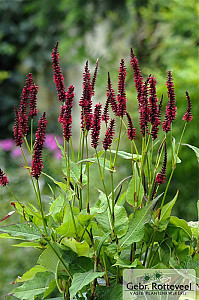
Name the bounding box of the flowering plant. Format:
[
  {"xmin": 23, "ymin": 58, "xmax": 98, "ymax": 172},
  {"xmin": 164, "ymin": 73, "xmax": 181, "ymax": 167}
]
[{"xmin": 0, "ymin": 43, "xmax": 198, "ymax": 300}]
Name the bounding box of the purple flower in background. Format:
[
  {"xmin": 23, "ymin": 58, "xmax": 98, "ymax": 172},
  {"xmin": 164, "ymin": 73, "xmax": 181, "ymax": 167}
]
[
  {"xmin": 54, "ymin": 150, "xmax": 62, "ymax": 160},
  {"xmin": 0, "ymin": 139, "xmax": 14, "ymax": 151},
  {"xmin": 44, "ymin": 134, "xmax": 62, "ymax": 151},
  {"xmin": 11, "ymin": 147, "xmax": 22, "ymax": 158}
]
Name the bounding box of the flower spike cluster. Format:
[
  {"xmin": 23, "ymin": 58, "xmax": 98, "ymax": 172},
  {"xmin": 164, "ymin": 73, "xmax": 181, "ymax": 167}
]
[
  {"xmin": 117, "ymin": 59, "xmax": 127, "ymax": 117},
  {"xmin": 156, "ymin": 142, "xmax": 167, "ymax": 185},
  {"xmin": 79, "ymin": 61, "xmax": 93, "ymax": 131},
  {"xmin": 183, "ymin": 91, "xmax": 193, "ymax": 122},
  {"xmin": 13, "ymin": 105, "xmax": 24, "ymax": 147},
  {"xmin": 162, "ymin": 70, "xmax": 177, "ymax": 133},
  {"xmin": 0, "ymin": 169, "xmax": 9, "ymax": 186},
  {"xmin": 139, "ymin": 80, "xmax": 149, "ymax": 136},
  {"xmin": 130, "ymin": 47, "xmax": 143, "ymax": 105},
  {"xmin": 28, "ymin": 84, "xmax": 38, "ymax": 118},
  {"xmin": 107, "ymin": 72, "xmax": 118, "ymax": 116},
  {"xmin": 58, "ymin": 85, "xmax": 74, "ymax": 141},
  {"xmin": 102, "ymin": 93, "xmax": 110, "ymax": 124},
  {"xmin": 91, "ymin": 59, "xmax": 99, "ymax": 96},
  {"xmin": 126, "ymin": 112, "xmax": 136, "ymax": 140},
  {"xmin": 31, "ymin": 113, "xmax": 47, "ymax": 179},
  {"xmin": 148, "ymin": 76, "xmax": 161, "ymax": 140},
  {"xmin": 19, "ymin": 73, "xmax": 34, "ymax": 136},
  {"xmin": 52, "ymin": 42, "xmax": 67, "ymax": 102},
  {"xmin": 103, "ymin": 119, "xmax": 115, "ymax": 151},
  {"xmin": 91, "ymin": 103, "xmax": 102, "ymax": 149}
]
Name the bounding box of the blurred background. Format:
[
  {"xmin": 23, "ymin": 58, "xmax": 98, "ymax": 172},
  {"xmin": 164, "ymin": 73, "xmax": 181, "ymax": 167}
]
[{"xmin": 0, "ymin": 0, "xmax": 198, "ymax": 298}]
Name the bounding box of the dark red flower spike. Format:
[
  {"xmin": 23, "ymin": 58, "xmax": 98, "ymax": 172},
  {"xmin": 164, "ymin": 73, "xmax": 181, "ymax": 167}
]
[
  {"xmin": 13, "ymin": 105, "xmax": 24, "ymax": 147},
  {"xmin": 156, "ymin": 142, "xmax": 167, "ymax": 185},
  {"xmin": 182, "ymin": 91, "xmax": 193, "ymax": 122},
  {"xmin": 117, "ymin": 59, "xmax": 127, "ymax": 117},
  {"xmin": 103, "ymin": 119, "xmax": 115, "ymax": 151},
  {"xmin": 91, "ymin": 103, "xmax": 102, "ymax": 149},
  {"xmin": 0, "ymin": 169, "xmax": 9, "ymax": 186},
  {"xmin": 126, "ymin": 112, "xmax": 136, "ymax": 140}
]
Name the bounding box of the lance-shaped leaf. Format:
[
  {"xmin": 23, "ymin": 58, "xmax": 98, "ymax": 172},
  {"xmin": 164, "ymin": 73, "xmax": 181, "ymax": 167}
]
[
  {"xmin": 126, "ymin": 164, "xmax": 144, "ymax": 207},
  {"xmin": 158, "ymin": 190, "xmax": 179, "ymax": 231},
  {"xmin": 110, "ymin": 150, "xmax": 141, "ymax": 161},
  {"xmin": 119, "ymin": 194, "xmax": 163, "ymax": 249},
  {"xmin": 38, "ymin": 244, "xmax": 59, "ymax": 274},
  {"xmin": 10, "ymin": 271, "xmax": 54, "ymax": 300},
  {"xmin": 69, "ymin": 270, "xmax": 104, "ymax": 300},
  {"xmin": 62, "ymin": 237, "xmax": 90, "ymax": 257},
  {"xmin": 181, "ymin": 143, "xmax": 199, "ymax": 162},
  {"xmin": 0, "ymin": 223, "xmax": 43, "ymax": 241}
]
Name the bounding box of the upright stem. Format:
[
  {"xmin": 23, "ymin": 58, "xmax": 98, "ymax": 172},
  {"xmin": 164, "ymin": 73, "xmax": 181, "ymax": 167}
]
[
  {"xmin": 95, "ymin": 149, "xmax": 114, "ymax": 232},
  {"xmin": 70, "ymin": 138, "xmax": 75, "ymax": 162},
  {"xmin": 69, "ymin": 201, "xmax": 79, "ymax": 241},
  {"xmin": 20, "ymin": 146, "xmax": 37, "ymax": 197},
  {"xmin": 31, "ymin": 118, "xmax": 33, "ymax": 155},
  {"xmin": 113, "ymin": 118, "xmax": 122, "ymax": 167},
  {"xmin": 35, "ymin": 179, "xmax": 47, "ymax": 236},
  {"xmin": 86, "ymin": 136, "xmax": 90, "ymax": 214},
  {"xmin": 160, "ymin": 122, "xmax": 187, "ymax": 210},
  {"xmin": 79, "ymin": 131, "xmax": 85, "ymax": 211},
  {"xmin": 24, "ymin": 136, "xmax": 31, "ymax": 155},
  {"xmin": 67, "ymin": 142, "xmax": 70, "ymax": 188}
]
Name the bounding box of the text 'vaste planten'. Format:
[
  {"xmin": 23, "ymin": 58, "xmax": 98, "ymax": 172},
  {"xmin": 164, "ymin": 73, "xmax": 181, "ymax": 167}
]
[{"xmin": 0, "ymin": 42, "xmax": 198, "ymax": 300}]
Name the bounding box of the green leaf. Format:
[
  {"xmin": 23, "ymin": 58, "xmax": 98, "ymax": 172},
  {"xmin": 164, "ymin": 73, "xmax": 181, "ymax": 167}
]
[
  {"xmin": 76, "ymin": 157, "xmax": 115, "ymax": 172},
  {"xmin": 60, "ymin": 248, "xmax": 93, "ymax": 275},
  {"xmin": 15, "ymin": 265, "xmax": 48, "ymax": 283},
  {"xmin": 96, "ymin": 231, "xmax": 111, "ymax": 257},
  {"xmin": 94, "ymin": 284, "xmax": 123, "ymax": 300},
  {"xmin": 12, "ymin": 241, "xmax": 41, "ymax": 248},
  {"xmin": 95, "ymin": 205, "xmax": 128, "ymax": 238},
  {"xmin": 126, "ymin": 163, "xmax": 144, "ymax": 206},
  {"xmin": 110, "ymin": 150, "xmax": 141, "ymax": 161},
  {"xmin": 187, "ymin": 221, "xmax": 199, "ymax": 239},
  {"xmin": 11, "ymin": 271, "xmax": 54, "ymax": 300},
  {"xmin": 38, "ymin": 244, "xmax": 59, "ymax": 274},
  {"xmin": 50, "ymin": 193, "xmax": 65, "ymax": 222},
  {"xmin": 42, "ymin": 171, "xmax": 68, "ymax": 192},
  {"xmin": 0, "ymin": 223, "xmax": 42, "ymax": 240},
  {"xmin": 62, "ymin": 156, "xmax": 87, "ymax": 187},
  {"xmin": 158, "ymin": 191, "xmax": 179, "ymax": 231},
  {"xmin": 62, "ymin": 237, "xmax": 90, "ymax": 257},
  {"xmin": 69, "ymin": 270, "xmax": 104, "ymax": 300},
  {"xmin": 181, "ymin": 143, "xmax": 199, "ymax": 162},
  {"xmin": 113, "ymin": 257, "xmax": 143, "ymax": 268},
  {"xmin": 119, "ymin": 194, "xmax": 163, "ymax": 249},
  {"xmin": 0, "ymin": 233, "xmax": 25, "ymax": 240},
  {"xmin": 167, "ymin": 216, "xmax": 192, "ymax": 242}
]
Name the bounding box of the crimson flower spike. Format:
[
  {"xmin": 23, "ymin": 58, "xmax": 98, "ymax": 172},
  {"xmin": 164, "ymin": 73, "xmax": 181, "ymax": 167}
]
[
  {"xmin": 91, "ymin": 103, "xmax": 102, "ymax": 149},
  {"xmin": 13, "ymin": 105, "xmax": 23, "ymax": 147},
  {"xmin": 130, "ymin": 47, "xmax": 143, "ymax": 106},
  {"xmin": 156, "ymin": 142, "xmax": 167, "ymax": 185},
  {"xmin": 148, "ymin": 76, "xmax": 161, "ymax": 140},
  {"xmin": 28, "ymin": 84, "xmax": 38, "ymax": 118},
  {"xmin": 139, "ymin": 80, "xmax": 149, "ymax": 137},
  {"xmin": 162, "ymin": 70, "xmax": 177, "ymax": 133},
  {"xmin": 103, "ymin": 119, "xmax": 115, "ymax": 151},
  {"xmin": 0, "ymin": 168, "xmax": 9, "ymax": 187},
  {"xmin": 52, "ymin": 42, "xmax": 67, "ymax": 102},
  {"xmin": 58, "ymin": 85, "xmax": 74, "ymax": 142},
  {"xmin": 31, "ymin": 113, "xmax": 47, "ymax": 179},
  {"xmin": 91, "ymin": 59, "xmax": 99, "ymax": 96},
  {"xmin": 117, "ymin": 59, "xmax": 127, "ymax": 117},
  {"xmin": 102, "ymin": 93, "xmax": 110, "ymax": 124},
  {"xmin": 182, "ymin": 91, "xmax": 193, "ymax": 122},
  {"xmin": 79, "ymin": 61, "xmax": 93, "ymax": 132},
  {"xmin": 126, "ymin": 112, "xmax": 136, "ymax": 140},
  {"xmin": 107, "ymin": 72, "xmax": 118, "ymax": 116},
  {"xmin": 19, "ymin": 73, "xmax": 34, "ymax": 136}
]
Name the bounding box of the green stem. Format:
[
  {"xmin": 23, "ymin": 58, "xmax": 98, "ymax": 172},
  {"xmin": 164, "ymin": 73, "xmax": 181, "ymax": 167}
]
[
  {"xmin": 70, "ymin": 138, "xmax": 75, "ymax": 162},
  {"xmin": 35, "ymin": 179, "xmax": 48, "ymax": 236},
  {"xmin": 67, "ymin": 142, "xmax": 70, "ymax": 188},
  {"xmin": 20, "ymin": 146, "xmax": 37, "ymax": 197},
  {"xmin": 24, "ymin": 136, "xmax": 31, "ymax": 155},
  {"xmin": 86, "ymin": 136, "xmax": 90, "ymax": 214},
  {"xmin": 46, "ymin": 240, "xmax": 72, "ymax": 279},
  {"xmin": 31, "ymin": 118, "xmax": 33, "ymax": 155},
  {"xmin": 95, "ymin": 149, "xmax": 114, "ymax": 232},
  {"xmin": 79, "ymin": 131, "xmax": 85, "ymax": 211},
  {"xmin": 69, "ymin": 201, "xmax": 79, "ymax": 241},
  {"xmin": 113, "ymin": 118, "xmax": 122, "ymax": 167},
  {"xmin": 160, "ymin": 122, "xmax": 187, "ymax": 211}
]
